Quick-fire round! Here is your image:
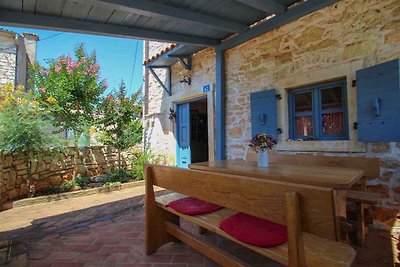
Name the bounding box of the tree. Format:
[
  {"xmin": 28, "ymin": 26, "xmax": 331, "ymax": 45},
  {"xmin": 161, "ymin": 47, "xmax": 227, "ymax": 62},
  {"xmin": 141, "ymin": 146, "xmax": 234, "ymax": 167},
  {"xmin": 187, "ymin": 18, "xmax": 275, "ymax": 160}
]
[
  {"xmin": 30, "ymin": 44, "xmax": 107, "ymax": 185},
  {"xmin": 0, "ymin": 83, "xmax": 64, "ymax": 197},
  {"xmin": 98, "ymin": 80, "xmax": 142, "ymax": 168}
]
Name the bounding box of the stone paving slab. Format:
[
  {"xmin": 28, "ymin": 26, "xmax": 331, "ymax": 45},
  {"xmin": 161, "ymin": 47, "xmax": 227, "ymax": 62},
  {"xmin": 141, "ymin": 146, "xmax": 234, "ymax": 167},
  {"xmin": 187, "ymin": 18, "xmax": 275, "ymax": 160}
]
[{"xmin": 0, "ymin": 185, "xmax": 395, "ymax": 267}]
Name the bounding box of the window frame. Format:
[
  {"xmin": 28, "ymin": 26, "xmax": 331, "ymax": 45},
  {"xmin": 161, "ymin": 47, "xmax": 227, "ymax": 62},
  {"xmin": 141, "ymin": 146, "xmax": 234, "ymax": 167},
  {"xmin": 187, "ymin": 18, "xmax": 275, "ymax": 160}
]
[{"xmin": 288, "ymin": 79, "xmax": 349, "ymax": 141}]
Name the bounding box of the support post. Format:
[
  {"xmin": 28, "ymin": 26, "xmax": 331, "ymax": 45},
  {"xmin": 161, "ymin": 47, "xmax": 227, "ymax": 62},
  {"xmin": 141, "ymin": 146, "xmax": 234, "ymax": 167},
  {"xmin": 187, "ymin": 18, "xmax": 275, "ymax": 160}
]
[
  {"xmin": 147, "ymin": 66, "xmax": 171, "ymax": 96},
  {"xmin": 176, "ymin": 56, "xmax": 192, "ymax": 70},
  {"xmin": 215, "ymin": 48, "xmax": 225, "ymax": 160}
]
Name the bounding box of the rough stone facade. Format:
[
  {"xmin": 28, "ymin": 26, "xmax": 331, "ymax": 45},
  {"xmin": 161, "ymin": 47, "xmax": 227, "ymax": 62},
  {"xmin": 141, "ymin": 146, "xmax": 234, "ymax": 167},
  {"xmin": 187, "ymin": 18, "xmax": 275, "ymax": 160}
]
[
  {"xmin": 143, "ymin": 41, "xmax": 216, "ymax": 164},
  {"xmin": 0, "ymin": 146, "xmax": 132, "ymax": 204},
  {"xmin": 144, "ymin": 0, "xmax": 400, "ymax": 227},
  {"xmin": 0, "ymin": 29, "xmax": 38, "ymax": 88}
]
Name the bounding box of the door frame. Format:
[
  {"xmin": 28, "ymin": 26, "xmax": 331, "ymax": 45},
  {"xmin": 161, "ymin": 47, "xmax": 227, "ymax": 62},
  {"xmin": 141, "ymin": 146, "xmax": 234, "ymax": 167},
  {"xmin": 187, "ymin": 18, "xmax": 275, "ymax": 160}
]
[{"xmin": 175, "ymin": 93, "xmax": 214, "ymax": 167}]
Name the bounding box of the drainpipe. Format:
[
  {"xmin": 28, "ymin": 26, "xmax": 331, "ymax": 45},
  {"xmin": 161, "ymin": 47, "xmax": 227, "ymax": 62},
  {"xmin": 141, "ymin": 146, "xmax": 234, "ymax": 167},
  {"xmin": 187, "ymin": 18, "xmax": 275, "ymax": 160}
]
[{"xmin": 215, "ymin": 48, "xmax": 225, "ymax": 160}]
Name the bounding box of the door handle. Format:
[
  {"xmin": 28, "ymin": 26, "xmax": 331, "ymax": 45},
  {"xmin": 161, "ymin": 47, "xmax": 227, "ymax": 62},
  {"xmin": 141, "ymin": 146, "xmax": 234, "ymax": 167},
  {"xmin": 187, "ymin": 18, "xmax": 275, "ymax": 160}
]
[
  {"xmin": 259, "ymin": 114, "xmax": 266, "ymax": 126},
  {"xmin": 374, "ymin": 98, "xmax": 381, "ymax": 117}
]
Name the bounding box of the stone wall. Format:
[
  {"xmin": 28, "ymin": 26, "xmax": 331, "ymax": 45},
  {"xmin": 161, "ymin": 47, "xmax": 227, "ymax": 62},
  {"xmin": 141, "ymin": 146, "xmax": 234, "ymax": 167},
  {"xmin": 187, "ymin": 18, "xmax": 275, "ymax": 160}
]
[
  {"xmin": 0, "ymin": 146, "xmax": 133, "ymax": 204},
  {"xmin": 0, "ymin": 34, "xmax": 17, "ymax": 86},
  {"xmin": 144, "ymin": 0, "xmax": 400, "ymax": 227}
]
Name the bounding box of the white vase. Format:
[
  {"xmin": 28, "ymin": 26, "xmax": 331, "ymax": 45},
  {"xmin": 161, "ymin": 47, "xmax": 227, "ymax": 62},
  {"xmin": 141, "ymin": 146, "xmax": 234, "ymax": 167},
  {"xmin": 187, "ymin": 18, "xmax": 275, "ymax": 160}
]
[{"xmin": 257, "ymin": 150, "xmax": 269, "ymax": 168}]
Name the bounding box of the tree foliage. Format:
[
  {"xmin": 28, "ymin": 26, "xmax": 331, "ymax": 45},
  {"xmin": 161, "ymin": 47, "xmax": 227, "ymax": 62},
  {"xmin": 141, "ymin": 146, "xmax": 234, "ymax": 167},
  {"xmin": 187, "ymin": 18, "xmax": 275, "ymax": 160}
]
[
  {"xmin": 30, "ymin": 44, "xmax": 107, "ymax": 135},
  {"xmin": 0, "ymin": 83, "xmax": 64, "ymax": 196},
  {"xmin": 30, "ymin": 43, "xmax": 107, "ymax": 184},
  {"xmin": 98, "ymin": 80, "xmax": 142, "ymax": 168}
]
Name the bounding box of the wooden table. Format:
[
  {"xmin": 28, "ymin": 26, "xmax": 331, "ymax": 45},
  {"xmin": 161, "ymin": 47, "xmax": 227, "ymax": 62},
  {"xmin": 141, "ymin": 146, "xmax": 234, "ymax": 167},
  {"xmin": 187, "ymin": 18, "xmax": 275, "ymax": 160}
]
[
  {"xmin": 189, "ymin": 160, "xmax": 364, "ymax": 189},
  {"xmin": 189, "ymin": 160, "xmax": 365, "ymax": 241}
]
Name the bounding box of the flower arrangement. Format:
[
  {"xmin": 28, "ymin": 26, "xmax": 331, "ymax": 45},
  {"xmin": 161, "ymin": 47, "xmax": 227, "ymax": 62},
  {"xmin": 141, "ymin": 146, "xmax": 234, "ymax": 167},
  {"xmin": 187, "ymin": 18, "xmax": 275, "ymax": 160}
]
[{"xmin": 249, "ymin": 133, "xmax": 277, "ymax": 152}]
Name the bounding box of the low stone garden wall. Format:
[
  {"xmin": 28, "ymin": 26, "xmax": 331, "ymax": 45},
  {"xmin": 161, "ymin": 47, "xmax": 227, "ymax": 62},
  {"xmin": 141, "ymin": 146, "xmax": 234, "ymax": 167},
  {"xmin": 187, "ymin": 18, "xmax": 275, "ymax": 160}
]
[{"xmin": 0, "ymin": 146, "xmax": 134, "ymax": 204}]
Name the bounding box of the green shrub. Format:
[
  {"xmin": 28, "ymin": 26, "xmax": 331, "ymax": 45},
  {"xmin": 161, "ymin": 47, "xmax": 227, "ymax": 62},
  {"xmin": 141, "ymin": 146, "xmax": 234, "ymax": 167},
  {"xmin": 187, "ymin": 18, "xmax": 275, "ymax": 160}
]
[
  {"xmin": 104, "ymin": 167, "xmax": 132, "ymax": 183},
  {"xmin": 60, "ymin": 180, "xmax": 74, "ymax": 192},
  {"xmin": 103, "ymin": 181, "xmax": 121, "ymax": 188},
  {"xmin": 42, "ymin": 180, "xmax": 74, "ymax": 195},
  {"xmin": 76, "ymin": 176, "xmax": 91, "ymax": 187},
  {"xmin": 131, "ymin": 151, "xmax": 163, "ymax": 181}
]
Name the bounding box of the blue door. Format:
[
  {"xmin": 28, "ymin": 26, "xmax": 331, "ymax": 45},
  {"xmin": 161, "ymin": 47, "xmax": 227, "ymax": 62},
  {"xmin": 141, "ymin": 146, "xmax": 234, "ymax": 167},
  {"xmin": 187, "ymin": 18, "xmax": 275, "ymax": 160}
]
[{"xmin": 177, "ymin": 103, "xmax": 191, "ymax": 168}]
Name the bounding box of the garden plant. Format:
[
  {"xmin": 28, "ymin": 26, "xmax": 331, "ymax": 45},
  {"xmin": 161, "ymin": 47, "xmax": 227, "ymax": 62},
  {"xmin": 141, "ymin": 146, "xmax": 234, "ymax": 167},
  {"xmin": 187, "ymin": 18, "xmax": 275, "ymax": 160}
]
[
  {"xmin": 30, "ymin": 44, "xmax": 107, "ymax": 186},
  {"xmin": 98, "ymin": 80, "xmax": 142, "ymax": 170},
  {"xmin": 0, "ymin": 83, "xmax": 64, "ymax": 197}
]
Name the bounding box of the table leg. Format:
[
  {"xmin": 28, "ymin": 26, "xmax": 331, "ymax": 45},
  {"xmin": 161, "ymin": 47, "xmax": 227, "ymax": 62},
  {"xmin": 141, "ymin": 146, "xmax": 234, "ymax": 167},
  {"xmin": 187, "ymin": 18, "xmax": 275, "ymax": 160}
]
[{"xmin": 333, "ymin": 190, "xmax": 349, "ymax": 243}]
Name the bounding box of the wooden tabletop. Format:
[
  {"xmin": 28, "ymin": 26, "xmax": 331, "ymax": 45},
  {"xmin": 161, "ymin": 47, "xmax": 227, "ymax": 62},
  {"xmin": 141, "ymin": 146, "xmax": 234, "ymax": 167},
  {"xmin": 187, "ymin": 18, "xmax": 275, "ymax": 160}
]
[{"xmin": 189, "ymin": 160, "xmax": 365, "ymax": 189}]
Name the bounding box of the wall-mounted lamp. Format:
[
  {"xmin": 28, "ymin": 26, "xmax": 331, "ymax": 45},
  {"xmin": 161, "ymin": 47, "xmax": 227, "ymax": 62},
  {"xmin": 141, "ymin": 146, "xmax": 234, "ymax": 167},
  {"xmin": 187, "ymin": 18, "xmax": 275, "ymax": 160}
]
[
  {"xmin": 169, "ymin": 108, "xmax": 176, "ymax": 121},
  {"xmin": 180, "ymin": 75, "xmax": 191, "ymax": 85}
]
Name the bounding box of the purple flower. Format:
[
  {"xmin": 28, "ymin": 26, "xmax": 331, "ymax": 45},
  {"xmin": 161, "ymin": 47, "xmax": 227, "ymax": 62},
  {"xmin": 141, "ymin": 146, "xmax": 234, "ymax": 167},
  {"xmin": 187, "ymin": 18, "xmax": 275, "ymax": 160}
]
[{"xmin": 249, "ymin": 133, "xmax": 277, "ymax": 152}]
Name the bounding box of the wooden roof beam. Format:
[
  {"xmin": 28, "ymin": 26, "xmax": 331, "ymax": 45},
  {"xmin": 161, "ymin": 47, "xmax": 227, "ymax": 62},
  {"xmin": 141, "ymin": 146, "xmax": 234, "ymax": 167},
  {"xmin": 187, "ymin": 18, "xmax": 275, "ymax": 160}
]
[
  {"xmin": 0, "ymin": 10, "xmax": 220, "ymax": 46},
  {"xmin": 77, "ymin": 0, "xmax": 248, "ymax": 33},
  {"xmin": 234, "ymin": 0, "xmax": 285, "ymax": 14}
]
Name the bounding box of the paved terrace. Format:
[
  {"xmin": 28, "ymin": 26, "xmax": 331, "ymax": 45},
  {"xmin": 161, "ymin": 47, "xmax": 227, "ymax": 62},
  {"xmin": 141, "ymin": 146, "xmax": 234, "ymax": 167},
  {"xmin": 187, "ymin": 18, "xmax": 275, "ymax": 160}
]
[{"xmin": 0, "ymin": 186, "xmax": 394, "ymax": 267}]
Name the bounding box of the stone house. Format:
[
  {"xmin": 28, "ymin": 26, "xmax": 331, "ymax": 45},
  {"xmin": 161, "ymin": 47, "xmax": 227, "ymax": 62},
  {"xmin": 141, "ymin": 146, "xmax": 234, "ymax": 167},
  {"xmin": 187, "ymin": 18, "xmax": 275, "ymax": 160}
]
[
  {"xmin": 0, "ymin": 28, "xmax": 38, "ymax": 88},
  {"xmin": 143, "ymin": 0, "xmax": 400, "ymax": 228}
]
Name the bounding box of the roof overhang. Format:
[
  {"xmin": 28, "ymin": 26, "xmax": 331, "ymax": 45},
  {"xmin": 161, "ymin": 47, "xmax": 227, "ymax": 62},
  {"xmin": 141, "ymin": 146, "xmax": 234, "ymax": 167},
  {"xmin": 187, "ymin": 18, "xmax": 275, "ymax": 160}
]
[{"xmin": 0, "ymin": 0, "xmax": 340, "ymax": 48}]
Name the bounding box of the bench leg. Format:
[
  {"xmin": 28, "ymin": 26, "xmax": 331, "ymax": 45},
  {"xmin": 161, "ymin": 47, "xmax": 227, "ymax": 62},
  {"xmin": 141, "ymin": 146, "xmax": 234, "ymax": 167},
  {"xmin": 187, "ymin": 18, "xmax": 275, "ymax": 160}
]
[
  {"xmin": 145, "ymin": 166, "xmax": 180, "ymax": 255},
  {"xmin": 145, "ymin": 206, "xmax": 180, "ymax": 255}
]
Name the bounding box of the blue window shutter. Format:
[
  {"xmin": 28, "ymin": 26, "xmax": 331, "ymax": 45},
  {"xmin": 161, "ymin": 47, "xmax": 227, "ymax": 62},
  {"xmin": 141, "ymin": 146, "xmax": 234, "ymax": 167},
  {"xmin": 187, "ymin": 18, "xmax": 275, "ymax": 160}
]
[
  {"xmin": 250, "ymin": 89, "xmax": 278, "ymax": 137},
  {"xmin": 177, "ymin": 103, "xmax": 190, "ymax": 147},
  {"xmin": 356, "ymin": 59, "xmax": 400, "ymax": 141}
]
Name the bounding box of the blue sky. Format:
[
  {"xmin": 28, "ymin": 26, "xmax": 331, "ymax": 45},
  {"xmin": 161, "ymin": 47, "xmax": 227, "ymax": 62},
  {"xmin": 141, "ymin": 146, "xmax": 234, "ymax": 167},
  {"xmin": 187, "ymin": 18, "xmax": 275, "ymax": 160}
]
[{"xmin": 1, "ymin": 26, "xmax": 143, "ymax": 96}]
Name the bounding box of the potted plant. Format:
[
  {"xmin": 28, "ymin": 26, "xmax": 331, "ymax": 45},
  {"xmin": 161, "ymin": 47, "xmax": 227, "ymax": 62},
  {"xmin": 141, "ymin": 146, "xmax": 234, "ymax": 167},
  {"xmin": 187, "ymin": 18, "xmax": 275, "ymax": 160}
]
[{"xmin": 249, "ymin": 133, "xmax": 277, "ymax": 168}]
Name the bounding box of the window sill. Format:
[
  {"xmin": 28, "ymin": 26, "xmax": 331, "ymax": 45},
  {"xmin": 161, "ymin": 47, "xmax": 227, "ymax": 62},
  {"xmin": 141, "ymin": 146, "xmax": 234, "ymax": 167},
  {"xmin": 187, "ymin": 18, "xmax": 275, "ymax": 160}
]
[{"xmin": 277, "ymin": 140, "xmax": 366, "ymax": 153}]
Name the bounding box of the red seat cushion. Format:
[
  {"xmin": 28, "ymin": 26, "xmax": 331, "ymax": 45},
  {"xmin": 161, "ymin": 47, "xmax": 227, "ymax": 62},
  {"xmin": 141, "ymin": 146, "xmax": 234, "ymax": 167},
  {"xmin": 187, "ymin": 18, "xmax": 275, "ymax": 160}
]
[
  {"xmin": 167, "ymin": 197, "xmax": 223, "ymax": 215},
  {"xmin": 220, "ymin": 212, "xmax": 288, "ymax": 247}
]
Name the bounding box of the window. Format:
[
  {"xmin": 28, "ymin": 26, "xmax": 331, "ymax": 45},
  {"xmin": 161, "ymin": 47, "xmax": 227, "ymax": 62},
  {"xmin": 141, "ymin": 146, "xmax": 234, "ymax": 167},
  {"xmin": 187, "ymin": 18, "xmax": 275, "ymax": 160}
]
[{"xmin": 289, "ymin": 80, "xmax": 348, "ymax": 140}]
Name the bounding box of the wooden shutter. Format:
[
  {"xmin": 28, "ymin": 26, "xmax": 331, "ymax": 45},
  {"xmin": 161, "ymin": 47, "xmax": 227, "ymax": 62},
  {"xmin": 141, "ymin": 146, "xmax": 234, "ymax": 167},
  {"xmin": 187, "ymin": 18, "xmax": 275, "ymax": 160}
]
[
  {"xmin": 356, "ymin": 59, "xmax": 400, "ymax": 141},
  {"xmin": 250, "ymin": 89, "xmax": 278, "ymax": 137},
  {"xmin": 177, "ymin": 103, "xmax": 190, "ymax": 148}
]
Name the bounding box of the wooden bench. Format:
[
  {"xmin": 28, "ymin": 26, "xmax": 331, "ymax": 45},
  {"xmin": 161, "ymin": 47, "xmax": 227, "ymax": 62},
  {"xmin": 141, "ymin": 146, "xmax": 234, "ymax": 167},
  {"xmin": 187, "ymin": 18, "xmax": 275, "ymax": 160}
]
[
  {"xmin": 145, "ymin": 164, "xmax": 356, "ymax": 267},
  {"xmin": 247, "ymin": 152, "xmax": 381, "ymax": 246}
]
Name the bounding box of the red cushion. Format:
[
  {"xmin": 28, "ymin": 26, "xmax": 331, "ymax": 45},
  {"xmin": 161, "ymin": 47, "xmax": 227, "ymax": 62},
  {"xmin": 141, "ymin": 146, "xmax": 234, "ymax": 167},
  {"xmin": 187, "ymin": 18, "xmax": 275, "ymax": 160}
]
[
  {"xmin": 220, "ymin": 212, "xmax": 288, "ymax": 247},
  {"xmin": 167, "ymin": 197, "xmax": 223, "ymax": 215}
]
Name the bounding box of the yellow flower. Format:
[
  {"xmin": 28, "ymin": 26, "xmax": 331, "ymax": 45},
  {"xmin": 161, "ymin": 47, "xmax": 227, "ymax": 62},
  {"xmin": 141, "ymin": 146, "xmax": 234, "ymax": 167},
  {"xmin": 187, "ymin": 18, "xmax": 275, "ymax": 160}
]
[
  {"xmin": 31, "ymin": 100, "xmax": 39, "ymax": 106},
  {"xmin": 89, "ymin": 127, "xmax": 97, "ymax": 134},
  {"xmin": 0, "ymin": 102, "xmax": 8, "ymax": 110},
  {"xmin": 5, "ymin": 94, "xmax": 14, "ymax": 102},
  {"xmin": 16, "ymin": 84, "xmax": 25, "ymax": 92},
  {"xmin": 20, "ymin": 98, "xmax": 28, "ymax": 105},
  {"xmin": 46, "ymin": 96, "xmax": 57, "ymax": 105},
  {"xmin": 3, "ymin": 83, "xmax": 13, "ymax": 92}
]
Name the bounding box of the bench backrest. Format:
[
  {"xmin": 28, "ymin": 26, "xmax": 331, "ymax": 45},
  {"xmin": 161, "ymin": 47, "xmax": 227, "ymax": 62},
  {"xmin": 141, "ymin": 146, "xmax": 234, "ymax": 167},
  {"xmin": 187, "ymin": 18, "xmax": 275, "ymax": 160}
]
[
  {"xmin": 145, "ymin": 164, "xmax": 337, "ymax": 240},
  {"xmin": 246, "ymin": 152, "xmax": 380, "ymax": 179}
]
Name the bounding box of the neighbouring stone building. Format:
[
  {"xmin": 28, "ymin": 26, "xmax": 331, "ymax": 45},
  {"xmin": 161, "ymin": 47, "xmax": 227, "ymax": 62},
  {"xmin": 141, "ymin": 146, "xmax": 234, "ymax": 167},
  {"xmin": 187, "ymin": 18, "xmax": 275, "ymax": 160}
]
[
  {"xmin": 143, "ymin": 0, "xmax": 400, "ymax": 228},
  {"xmin": 0, "ymin": 28, "xmax": 38, "ymax": 88}
]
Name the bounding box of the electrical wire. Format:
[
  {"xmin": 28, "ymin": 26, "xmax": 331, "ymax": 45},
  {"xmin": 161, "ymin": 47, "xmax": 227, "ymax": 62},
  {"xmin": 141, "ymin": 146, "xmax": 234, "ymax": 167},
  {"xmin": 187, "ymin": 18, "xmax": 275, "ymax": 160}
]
[
  {"xmin": 40, "ymin": 32, "xmax": 64, "ymax": 42},
  {"xmin": 128, "ymin": 40, "xmax": 139, "ymax": 96}
]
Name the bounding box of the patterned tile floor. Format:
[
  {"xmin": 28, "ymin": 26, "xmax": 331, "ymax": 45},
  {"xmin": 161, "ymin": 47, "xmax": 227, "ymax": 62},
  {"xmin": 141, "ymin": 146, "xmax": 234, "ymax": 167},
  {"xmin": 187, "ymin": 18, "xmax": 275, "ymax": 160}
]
[{"xmin": 0, "ymin": 186, "xmax": 395, "ymax": 267}]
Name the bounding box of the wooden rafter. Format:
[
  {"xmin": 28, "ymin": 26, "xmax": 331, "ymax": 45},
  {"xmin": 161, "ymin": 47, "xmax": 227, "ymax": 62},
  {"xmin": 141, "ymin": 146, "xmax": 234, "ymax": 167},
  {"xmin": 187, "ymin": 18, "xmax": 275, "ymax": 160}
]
[
  {"xmin": 75, "ymin": 0, "xmax": 248, "ymax": 33},
  {"xmin": 0, "ymin": 10, "xmax": 220, "ymax": 46}
]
